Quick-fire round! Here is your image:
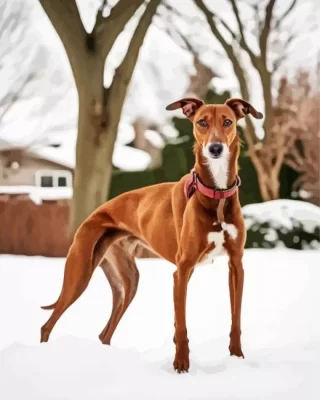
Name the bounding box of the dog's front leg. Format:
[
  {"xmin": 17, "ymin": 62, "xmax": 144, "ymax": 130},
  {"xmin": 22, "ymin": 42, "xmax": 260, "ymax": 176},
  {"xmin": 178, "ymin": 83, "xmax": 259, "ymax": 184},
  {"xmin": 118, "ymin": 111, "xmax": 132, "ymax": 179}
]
[
  {"xmin": 172, "ymin": 262, "xmax": 193, "ymax": 373},
  {"xmin": 228, "ymin": 252, "xmax": 244, "ymax": 358}
]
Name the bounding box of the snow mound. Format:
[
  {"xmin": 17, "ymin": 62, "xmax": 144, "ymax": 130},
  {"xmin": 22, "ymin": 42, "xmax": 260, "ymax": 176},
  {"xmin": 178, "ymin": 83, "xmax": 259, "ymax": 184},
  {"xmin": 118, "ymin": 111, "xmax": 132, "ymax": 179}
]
[
  {"xmin": 243, "ymin": 199, "xmax": 320, "ymax": 233},
  {"xmin": 243, "ymin": 200, "xmax": 320, "ymax": 249},
  {"xmin": 0, "ymin": 250, "xmax": 320, "ymax": 399}
]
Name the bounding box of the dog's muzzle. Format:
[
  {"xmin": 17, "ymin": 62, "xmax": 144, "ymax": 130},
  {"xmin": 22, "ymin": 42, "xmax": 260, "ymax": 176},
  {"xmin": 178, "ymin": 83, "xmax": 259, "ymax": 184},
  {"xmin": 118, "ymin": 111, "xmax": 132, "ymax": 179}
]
[{"xmin": 208, "ymin": 142, "xmax": 224, "ymax": 159}]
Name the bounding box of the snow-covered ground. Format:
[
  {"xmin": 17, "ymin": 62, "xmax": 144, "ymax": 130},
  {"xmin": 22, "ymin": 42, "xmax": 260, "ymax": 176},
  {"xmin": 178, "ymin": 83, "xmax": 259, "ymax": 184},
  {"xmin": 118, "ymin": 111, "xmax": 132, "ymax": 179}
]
[{"xmin": 0, "ymin": 249, "xmax": 319, "ymax": 399}]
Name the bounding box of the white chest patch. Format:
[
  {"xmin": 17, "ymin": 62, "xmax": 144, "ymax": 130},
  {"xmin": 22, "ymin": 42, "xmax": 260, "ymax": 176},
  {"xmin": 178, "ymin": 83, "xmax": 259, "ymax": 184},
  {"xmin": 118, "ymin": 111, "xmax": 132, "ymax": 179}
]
[
  {"xmin": 221, "ymin": 222, "xmax": 238, "ymax": 240},
  {"xmin": 197, "ymin": 223, "xmax": 238, "ymax": 267},
  {"xmin": 202, "ymin": 144, "xmax": 230, "ymax": 189}
]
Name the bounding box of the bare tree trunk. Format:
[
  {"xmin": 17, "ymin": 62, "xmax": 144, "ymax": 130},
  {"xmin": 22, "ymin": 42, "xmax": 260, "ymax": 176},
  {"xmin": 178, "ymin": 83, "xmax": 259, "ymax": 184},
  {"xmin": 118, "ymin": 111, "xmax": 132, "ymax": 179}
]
[
  {"xmin": 71, "ymin": 60, "xmax": 112, "ymax": 231},
  {"xmin": 259, "ymin": 175, "xmax": 280, "ymax": 201},
  {"xmin": 39, "ymin": 0, "xmax": 160, "ymax": 234}
]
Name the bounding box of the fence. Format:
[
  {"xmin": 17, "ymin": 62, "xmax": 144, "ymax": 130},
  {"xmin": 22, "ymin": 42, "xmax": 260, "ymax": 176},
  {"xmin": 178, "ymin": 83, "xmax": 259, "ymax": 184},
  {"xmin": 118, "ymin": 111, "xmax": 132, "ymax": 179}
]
[
  {"xmin": 0, "ymin": 194, "xmax": 71, "ymax": 257},
  {"xmin": 0, "ymin": 194, "xmax": 156, "ymax": 258}
]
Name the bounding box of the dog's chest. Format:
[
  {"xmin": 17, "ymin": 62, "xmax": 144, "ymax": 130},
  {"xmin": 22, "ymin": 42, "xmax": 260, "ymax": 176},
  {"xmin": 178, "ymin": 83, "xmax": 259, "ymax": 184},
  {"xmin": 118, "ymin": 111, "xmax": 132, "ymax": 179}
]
[{"xmin": 197, "ymin": 223, "xmax": 238, "ymax": 267}]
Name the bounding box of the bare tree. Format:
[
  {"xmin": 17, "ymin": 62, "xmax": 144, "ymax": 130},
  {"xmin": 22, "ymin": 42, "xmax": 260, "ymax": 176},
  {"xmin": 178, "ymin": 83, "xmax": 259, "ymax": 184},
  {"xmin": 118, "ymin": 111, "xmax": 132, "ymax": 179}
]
[
  {"xmin": 0, "ymin": 1, "xmax": 36, "ymax": 125},
  {"xmin": 274, "ymin": 68, "xmax": 320, "ymax": 205},
  {"xmin": 160, "ymin": 2, "xmax": 218, "ymax": 98},
  {"xmin": 39, "ymin": 0, "xmax": 161, "ymax": 233},
  {"xmin": 194, "ymin": 0, "xmax": 307, "ymax": 201}
]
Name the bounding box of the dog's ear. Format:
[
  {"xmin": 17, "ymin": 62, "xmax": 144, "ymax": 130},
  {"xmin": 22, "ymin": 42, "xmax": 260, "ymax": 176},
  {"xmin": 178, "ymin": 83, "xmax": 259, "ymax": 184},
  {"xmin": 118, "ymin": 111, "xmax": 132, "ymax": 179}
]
[
  {"xmin": 225, "ymin": 98, "xmax": 263, "ymax": 120},
  {"xmin": 166, "ymin": 98, "xmax": 204, "ymax": 120}
]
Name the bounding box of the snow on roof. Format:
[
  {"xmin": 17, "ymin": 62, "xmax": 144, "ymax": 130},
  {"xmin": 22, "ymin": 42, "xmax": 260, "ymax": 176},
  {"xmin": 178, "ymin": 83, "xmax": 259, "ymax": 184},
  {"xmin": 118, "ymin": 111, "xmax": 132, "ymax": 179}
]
[
  {"xmin": 26, "ymin": 129, "xmax": 76, "ymax": 170},
  {"xmin": 0, "ymin": 186, "xmax": 72, "ymax": 204},
  {"xmin": 0, "ymin": 138, "xmax": 16, "ymax": 151},
  {"xmin": 242, "ymin": 199, "xmax": 320, "ymax": 233},
  {"xmin": 26, "ymin": 126, "xmax": 151, "ymax": 171}
]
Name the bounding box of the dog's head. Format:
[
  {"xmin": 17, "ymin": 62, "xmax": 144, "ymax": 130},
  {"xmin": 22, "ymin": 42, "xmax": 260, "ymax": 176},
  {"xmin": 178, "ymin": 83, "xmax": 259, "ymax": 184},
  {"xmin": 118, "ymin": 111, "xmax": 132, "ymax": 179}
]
[{"xmin": 166, "ymin": 97, "xmax": 263, "ymax": 160}]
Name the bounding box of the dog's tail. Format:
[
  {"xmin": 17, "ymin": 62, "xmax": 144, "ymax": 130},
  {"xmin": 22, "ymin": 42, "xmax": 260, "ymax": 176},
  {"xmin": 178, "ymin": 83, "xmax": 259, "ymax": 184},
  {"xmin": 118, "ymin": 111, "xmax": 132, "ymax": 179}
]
[
  {"xmin": 41, "ymin": 300, "xmax": 59, "ymax": 310},
  {"xmin": 40, "ymin": 204, "xmax": 117, "ymax": 312}
]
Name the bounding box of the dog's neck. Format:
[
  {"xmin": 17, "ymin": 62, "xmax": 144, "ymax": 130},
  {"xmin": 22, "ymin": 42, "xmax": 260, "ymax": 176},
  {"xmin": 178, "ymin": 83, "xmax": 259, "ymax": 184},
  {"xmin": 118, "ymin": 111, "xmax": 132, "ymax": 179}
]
[{"xmin": 193, "ymin": 138, "xmax": 240, "ymax": 190}]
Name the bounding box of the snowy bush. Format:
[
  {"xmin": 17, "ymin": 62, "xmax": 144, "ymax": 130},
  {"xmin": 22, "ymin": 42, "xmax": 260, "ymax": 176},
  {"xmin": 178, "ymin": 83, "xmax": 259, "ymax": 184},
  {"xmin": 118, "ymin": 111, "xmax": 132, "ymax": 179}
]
[{"xmin": 243, "ymin": 200, "xmax": 320, "ymax": 250}]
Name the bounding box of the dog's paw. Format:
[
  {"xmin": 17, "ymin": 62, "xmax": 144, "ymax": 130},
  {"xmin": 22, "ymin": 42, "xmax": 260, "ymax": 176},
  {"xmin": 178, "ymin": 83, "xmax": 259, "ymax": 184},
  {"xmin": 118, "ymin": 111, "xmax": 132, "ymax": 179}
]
[
  {"xmin": 173, "ymin": 346, "xmax": 190, "ymax": 373},
  {"xmin": 173, "ymin": 356, "xmax": 189, "ymax": 373},
  {"xmin": 229, "ymin": 344, "xmax": 245, "ymax": 358}
]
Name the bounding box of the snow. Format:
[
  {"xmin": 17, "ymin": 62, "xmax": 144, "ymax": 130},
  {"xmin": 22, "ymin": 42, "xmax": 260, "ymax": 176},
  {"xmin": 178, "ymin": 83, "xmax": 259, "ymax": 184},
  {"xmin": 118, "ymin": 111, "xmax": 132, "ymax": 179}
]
[
  {"xmin": 161, "ymin": 124, "xmax": 180, "ymax": 138},
  {"xmin": 242, "ymin": 199, "xmax": 320, "ymax": 234},
  {"xmin": 0, "ymin": 249, "xmax": 319, "ymax": 399},
  {"xmin": 28, "ymin": 130, "xmax": 76, "ymax": 170},
  {"xmin": 112, "ymin": 145, "xmax": 151, "ymax": 171},
  {"xmin": 145, "ymin": 129, "xmax": 165, "ymax": 149},
  {"xmin": 25, "ymin": 127, "xmax": 151, "ymax": 171},
  {"xmin": 0, "ymin": 186, "xmax": 72, "ymax": 204}
]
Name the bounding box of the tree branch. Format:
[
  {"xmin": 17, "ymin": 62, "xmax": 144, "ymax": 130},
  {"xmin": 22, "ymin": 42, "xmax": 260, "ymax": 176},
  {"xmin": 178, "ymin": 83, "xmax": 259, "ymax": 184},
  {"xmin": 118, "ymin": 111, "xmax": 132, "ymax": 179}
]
[
  {"xmin": 97, "ymin": 0, "xmax": 145, "ymax": 59},
  {"xmin": 0, "ymin": 72, "xmax": 34, "ymax": 123},
  {"xmin": 108, "ymin": 0, "xmax": 161, "ymax": 129},
  {"xmin": 274, "ymin": 0, "xmax": 297, "ymax": 30},
  {"xmin": 39, "ymin": 0, "xmax": 86, "ymax": 82},
  {"xmin": 228, "ymin": 0, "xmax": 259, "ymax": 69},
  {"xmin": 100, "ymin": 0, "xmax": 108, "ymax": 10},
  {"xmin": 259, "ymin": 0, "xmax": 277, "ymax": 64}
]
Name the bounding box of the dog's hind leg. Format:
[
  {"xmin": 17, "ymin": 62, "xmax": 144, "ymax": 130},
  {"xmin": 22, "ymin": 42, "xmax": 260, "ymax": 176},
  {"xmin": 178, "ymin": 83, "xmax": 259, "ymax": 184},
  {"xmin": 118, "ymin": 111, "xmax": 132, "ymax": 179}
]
[
  {"xmin": 40, "ymin": 208, "xmax": 131, "ymax": 344},
  {"xmin": 40, "ymin": 247, "xmax": 96, "ymax": 343},
  {"xmin": 98, "ymin": 247, "xmax": 139, "ymax": 345}
]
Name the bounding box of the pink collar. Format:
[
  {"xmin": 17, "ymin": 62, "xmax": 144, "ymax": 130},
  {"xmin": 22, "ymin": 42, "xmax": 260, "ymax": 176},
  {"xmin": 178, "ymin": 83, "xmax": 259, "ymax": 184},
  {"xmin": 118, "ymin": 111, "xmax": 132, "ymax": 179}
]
[{"xmin": 184, "ymin": 169, "xmax": 241, "ymax": 200}]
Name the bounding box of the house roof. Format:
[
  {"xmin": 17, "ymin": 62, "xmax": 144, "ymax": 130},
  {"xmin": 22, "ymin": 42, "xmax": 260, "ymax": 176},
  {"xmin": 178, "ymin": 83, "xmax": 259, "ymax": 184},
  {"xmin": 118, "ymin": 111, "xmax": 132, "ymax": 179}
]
[{"xmin": 1, "ymin": 126, "xmax": 154, "ymax": 172}]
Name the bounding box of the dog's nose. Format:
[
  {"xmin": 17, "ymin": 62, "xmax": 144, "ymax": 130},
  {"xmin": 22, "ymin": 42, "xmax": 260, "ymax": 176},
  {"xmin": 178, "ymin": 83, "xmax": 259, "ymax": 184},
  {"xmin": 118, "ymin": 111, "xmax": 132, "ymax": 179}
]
[{"xmin": 208, "ymin": 143, "xmax": 223, "ymax": 158}]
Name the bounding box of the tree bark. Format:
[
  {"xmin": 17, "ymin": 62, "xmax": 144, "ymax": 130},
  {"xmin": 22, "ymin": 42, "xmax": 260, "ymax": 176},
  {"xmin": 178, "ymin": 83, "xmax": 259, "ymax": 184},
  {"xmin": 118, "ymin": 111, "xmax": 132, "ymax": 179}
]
[{"xmin": 70, "ymin": 59, "xmax": 108, "ymax": 232}]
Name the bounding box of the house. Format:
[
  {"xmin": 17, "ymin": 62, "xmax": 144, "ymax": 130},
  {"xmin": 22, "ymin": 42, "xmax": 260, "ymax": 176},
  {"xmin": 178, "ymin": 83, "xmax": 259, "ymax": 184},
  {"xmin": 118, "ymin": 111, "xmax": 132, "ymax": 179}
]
[
  {"xmin": 0, "ymin": 137, "xmax": 73, "ymax": 189},
  {"xmin": 0, "ymin": 138, "xmax": 74, "ymax": 257},
  {"xmin": 0, "ymin": 147, "xmax": 73, "ymax": 189}
]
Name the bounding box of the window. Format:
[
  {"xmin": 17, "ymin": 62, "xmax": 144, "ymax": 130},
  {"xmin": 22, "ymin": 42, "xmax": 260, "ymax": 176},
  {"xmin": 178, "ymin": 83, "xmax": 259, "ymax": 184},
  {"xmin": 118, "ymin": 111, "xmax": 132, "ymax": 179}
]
[
  {"xmin": 35, "ymin": 170, "xmax": 72, "ymax": 188},
  {"xmin": 40, "ymin": 175, "xmax": 54, "ymax": 187},
  {"xmin": 58, "ymin": 176, "xmax": 67, "ymax": 187}
]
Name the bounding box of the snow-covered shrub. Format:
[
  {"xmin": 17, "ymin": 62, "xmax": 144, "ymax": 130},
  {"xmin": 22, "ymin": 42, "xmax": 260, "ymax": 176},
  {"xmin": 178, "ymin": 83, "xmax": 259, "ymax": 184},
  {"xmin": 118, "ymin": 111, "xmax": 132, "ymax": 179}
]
[{"xmin": 243, "ymin": 200, "xmax": 320, "ymax": 250}]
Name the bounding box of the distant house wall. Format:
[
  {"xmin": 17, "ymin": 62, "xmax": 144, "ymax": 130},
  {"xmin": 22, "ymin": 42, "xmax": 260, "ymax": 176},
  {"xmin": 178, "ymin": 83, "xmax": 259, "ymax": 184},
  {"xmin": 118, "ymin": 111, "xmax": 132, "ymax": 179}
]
[{"xmin": 0, "ymin": 150, "xmax": 73, "ymax": 186}]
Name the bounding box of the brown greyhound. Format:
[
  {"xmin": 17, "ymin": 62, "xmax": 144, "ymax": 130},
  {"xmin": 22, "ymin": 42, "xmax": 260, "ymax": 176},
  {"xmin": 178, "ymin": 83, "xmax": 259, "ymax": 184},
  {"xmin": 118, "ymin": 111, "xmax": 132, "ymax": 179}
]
[{"xmin": 40, "ymin": 97, "xmax": 263, "ymax": 373}]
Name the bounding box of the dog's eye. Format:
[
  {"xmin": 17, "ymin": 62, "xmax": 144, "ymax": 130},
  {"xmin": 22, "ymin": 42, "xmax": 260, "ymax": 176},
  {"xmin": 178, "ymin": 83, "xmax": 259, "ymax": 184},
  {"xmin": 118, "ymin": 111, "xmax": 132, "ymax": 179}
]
[
  {"xmin": 197, "ymin": 119, "xmax": 208, "ymax": 128},
  {"xmin": 223, "ymin": 119, "xmax": 232, "ymax": 127}
]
